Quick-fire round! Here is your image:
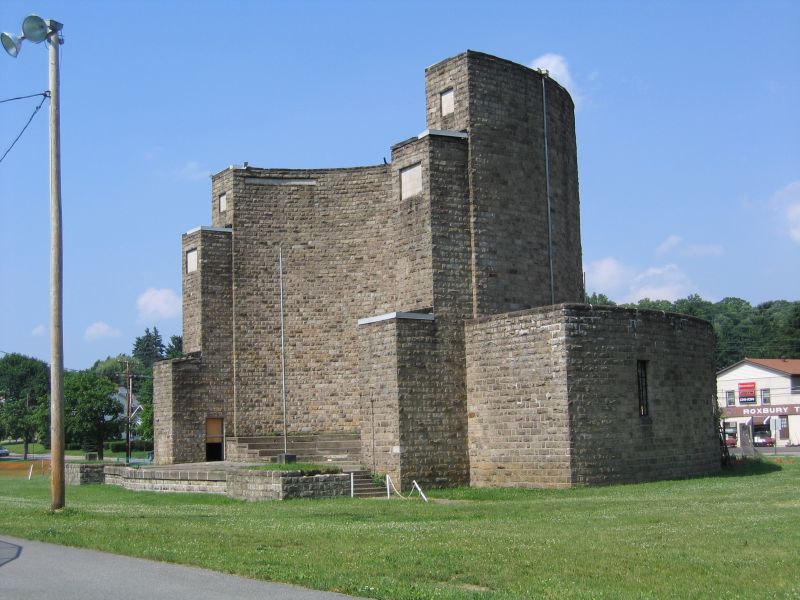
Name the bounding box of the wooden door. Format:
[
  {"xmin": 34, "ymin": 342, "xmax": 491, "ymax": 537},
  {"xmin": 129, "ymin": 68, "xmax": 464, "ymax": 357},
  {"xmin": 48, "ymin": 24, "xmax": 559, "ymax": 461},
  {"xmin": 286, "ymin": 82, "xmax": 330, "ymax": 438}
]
[{"xmin": 206, "ymin": 418, "xmax": 224, "ymax": 461}]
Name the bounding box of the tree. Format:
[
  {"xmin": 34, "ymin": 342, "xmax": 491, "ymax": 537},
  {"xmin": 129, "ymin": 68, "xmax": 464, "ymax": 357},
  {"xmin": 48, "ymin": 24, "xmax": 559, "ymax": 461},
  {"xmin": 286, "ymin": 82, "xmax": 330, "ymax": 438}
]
[
  {"xmin": 583, "ymin": 293, "xmax": 800, "ymax": 371},
  {"xmin": 0, "ymin": 353, "xmax": 49, "ymax": 458},
  {"xmin": 89, "ymin": 353, "xmax": 158, "ymax": 442},
  {"xmin": 165, "ymin": 335, "xmax": 183, "ymax": 359},
  {"xmin": 585, "ymin": 292, "xmax": 615, "ymax": 306},
  {"xmin": 133, "ymin": 327, "xmax": 165, "ymax": 369},
  {"xmin": 136, "ymin": 374, "xmax": 154, "ymax": 441},
  {"xmin": 64, "ymin": 371, "xmax": 123, "ymax": 460},
  {"xmin": 673, "ymin": 294, "xmax": 714, "ymax": 320}
]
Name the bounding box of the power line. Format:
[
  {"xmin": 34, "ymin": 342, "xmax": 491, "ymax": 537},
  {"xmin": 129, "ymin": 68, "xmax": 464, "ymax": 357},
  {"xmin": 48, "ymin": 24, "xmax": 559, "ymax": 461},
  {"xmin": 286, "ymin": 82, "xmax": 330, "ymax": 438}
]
[
  {"xmin": 0, "ymin": 91, "xmax": 50, "ymax": 164},
  {"xmin": 0, "ymin": 91, "xmax": 49, "ymax": 104}
]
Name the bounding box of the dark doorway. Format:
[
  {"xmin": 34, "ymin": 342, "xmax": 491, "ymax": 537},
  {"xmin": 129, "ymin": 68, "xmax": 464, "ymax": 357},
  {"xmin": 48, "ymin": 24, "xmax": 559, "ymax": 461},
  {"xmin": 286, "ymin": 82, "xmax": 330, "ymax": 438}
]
[{"xmin": 206, "ymin": 418, "xmax": 224, "ymax": 461}]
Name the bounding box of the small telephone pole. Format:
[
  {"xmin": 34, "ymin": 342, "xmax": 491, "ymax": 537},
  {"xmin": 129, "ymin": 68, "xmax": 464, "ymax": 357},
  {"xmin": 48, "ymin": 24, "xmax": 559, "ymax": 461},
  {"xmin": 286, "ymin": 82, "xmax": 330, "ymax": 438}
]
[{"xmin": 125, "ymin": 361, "xmax": 132, "ymax": 463}]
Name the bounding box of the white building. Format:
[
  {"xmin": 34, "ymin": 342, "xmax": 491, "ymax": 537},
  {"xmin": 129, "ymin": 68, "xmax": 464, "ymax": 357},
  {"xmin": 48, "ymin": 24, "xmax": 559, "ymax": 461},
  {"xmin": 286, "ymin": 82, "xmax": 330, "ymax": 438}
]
[{"xmin": 717, "ymin": 358, "xmax": 800, "ymax": 447}]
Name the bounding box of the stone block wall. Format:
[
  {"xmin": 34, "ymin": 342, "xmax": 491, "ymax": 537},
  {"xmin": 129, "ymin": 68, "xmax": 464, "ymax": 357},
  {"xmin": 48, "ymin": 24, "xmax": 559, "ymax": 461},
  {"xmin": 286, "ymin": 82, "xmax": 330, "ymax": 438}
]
[
  {"xmin": 426, "ymin": 51, "xmax": 583, "ymax": 316},
  {"xmin": 155, "ymin": 227, "xmax": 232, "ymax": 464},
  {"xmin": 358, "ymin": 313, "xmax": 470, "ymax": 491},
  {"xmin": 227, "ymin": 470, "xmax": 350, "ymax": 501},
  {"xmin": 153, "ymin": 356, "xmax": 205, "ymax": 464},
  {"xmin": 226, "ymin": 165, "xmax": 398, "ymax": 438},
  {"xmin": 65, "ymin": 463, "xmax": 105, "ymax": 485},
  {"xmin": 390, "ymin": 136, "xmax": 434, "ymax": 311},
  {"xmin": 466, "ymin": 307, "xmax": 572, "ymax": 488},
  {"xmin": 396, "ymin": 317, "xmax": 469, "ymax": 488},
  {"xmin": 104, "ymin": 465, "xmax": 228, "ymax": 494},
  {"xmin": 466, "ymin": 304, "xmax": 720, "ymax": 488},
  {"xmin": 564, "ymin": 304, "xmax": 720, "ymax": 485},
  {"xmin": 358, "ymin": 317, "xmax": 402, "ymax": 483}
]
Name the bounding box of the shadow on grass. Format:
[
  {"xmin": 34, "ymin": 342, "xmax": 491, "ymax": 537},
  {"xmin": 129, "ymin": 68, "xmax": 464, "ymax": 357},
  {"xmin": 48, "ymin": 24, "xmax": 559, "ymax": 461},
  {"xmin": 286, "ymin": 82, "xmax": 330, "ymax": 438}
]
[{"xmin": 716, "ymin": 457, "xmax": 783, "ymax": 478}]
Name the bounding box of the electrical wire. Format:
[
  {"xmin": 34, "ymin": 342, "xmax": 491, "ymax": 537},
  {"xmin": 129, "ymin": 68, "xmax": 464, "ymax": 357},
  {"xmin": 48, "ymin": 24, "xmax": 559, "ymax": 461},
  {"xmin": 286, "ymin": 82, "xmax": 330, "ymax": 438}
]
[
  {"xmin": 0, "ymin": 91, "xmax": 50, "ymax": 164},
  {"xmin": 0, "ymin": 91, "xmax": 48, "ymax": 104}
]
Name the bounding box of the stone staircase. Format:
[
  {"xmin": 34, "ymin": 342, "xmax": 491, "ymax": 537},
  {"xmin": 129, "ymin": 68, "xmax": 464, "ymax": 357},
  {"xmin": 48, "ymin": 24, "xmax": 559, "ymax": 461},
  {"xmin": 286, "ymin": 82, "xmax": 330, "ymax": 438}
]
[
  {"xmin": 229, "ymin": 432, "xmax": 386, "ymax": 498},
  {"xmin": 348, "ymin": 469, "xmax": 387, "ymax": 498},
  {"xmin": 230, "ymin": 432, "xmax": 363, "ymax": 470}
]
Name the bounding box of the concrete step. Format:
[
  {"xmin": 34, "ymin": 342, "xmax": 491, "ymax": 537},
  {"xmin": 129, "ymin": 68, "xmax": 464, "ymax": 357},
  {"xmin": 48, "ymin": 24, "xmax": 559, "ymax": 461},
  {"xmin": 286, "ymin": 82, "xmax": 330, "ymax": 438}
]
[
  {"xmin": 231, "ymin": 432, "xmax": 364, "ymax": 474},
  {"xmin": 244, "ymin": 441, "xmax": 360, "ymax": 451},
  {"xmin": 255, "ymin": 449, "xmax": 360, "ymax": 459},
  {"xmin": 349, "ymin": 472, "xmax": 386, "ymax": 498},
  {"xmin": 233, "ymin": 434, "xmax": 360, "ymax": 445}
]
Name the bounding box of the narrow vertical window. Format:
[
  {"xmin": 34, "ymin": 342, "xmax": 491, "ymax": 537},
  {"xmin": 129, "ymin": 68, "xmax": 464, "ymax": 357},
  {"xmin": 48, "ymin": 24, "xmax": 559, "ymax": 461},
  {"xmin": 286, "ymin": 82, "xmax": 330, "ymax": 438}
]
[
  {"xmin": 761, "ymin": 388, "xmax": 770, "ymax": 404},
  {"xmin": 219, "ymin": 192, "xmax": 227, "ymax": 212},
  {"xmin": 440, "ymin": 88, "xmax": 454, "ymax": 116},
  {"xmin": 637, "ymin": 360, "xmax": 649, "ymax": 417},
  {"xmin": 400, "ymin": 163, "xmax": 422, "ymax": 200},
  {"xmin": 725, "ymin": 390, "xmax": 735, "ymax": 406},
  {"xmin": 186, "ymin": 249, "xmax": 198, "ymax": 273}
]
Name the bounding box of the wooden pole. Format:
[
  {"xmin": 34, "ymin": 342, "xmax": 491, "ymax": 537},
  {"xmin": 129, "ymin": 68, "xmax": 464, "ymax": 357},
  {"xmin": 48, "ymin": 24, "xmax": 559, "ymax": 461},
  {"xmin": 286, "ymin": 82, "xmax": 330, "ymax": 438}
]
[{"xmin": 48, "ymin": 25, "xmax": 65, "ymax": 511}]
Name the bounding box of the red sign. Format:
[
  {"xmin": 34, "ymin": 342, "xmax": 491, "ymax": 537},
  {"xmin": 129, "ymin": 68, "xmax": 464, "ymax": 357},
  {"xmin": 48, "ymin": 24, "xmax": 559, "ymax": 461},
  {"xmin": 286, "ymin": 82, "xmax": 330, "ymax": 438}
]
[{"xmin": 738, "ymin": 382, "xmax": 756, "ymax": 398}]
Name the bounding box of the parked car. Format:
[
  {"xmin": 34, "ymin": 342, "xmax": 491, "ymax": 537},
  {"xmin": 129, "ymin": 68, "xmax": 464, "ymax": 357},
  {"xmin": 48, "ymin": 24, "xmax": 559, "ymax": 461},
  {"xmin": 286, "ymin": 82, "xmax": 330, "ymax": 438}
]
[
  {"xmin": 725, "ymin": 436, "xmax": 737, "ymax": 447},
  {"xmin": 753, "ymin": 436, "xmax": 775, "ymax": 447},
  {"xmin": 0, "ymin": 446, "xmax": 10, "ymax": 457}
]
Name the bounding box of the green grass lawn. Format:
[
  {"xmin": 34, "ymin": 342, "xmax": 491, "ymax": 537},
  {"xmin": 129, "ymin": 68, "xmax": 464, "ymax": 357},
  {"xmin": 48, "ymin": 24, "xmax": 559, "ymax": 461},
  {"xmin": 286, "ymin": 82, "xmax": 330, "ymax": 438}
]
[
  {"xmin": 1, "ymin": 458, "xmax": 798, "ymax": 599},
  {"xmin": 1, "ymin": 441, "xmax": 149, "ymax": 460},
  {"xmin": 1, "ymin": 441, "xmax": 48, "ymax": 454}
]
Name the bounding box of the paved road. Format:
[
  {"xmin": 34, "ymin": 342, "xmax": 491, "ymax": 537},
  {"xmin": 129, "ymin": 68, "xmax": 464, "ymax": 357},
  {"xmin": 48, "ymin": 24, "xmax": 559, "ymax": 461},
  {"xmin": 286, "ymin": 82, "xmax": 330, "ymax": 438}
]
[{"xmin": 0, "ymin": 535, "xmax": 362, "ymax": 600}]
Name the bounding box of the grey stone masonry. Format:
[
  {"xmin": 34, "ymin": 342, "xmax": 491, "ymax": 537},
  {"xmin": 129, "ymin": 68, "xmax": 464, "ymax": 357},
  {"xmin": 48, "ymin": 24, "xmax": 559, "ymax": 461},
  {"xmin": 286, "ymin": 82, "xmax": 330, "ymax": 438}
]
[
  {"xmin": 102, "ymin": 465, "xmax": 349, "ymax": 500},
  {"xmin": 65, "ymin": 463, "xmax": 105, "ymax": 485},
  {"xmin": 425, "ymin": 51, "xmax": 583, "ymax": 316},
  {"xmin": 154, "ymin": 50, "xmax": 719, "ymax": 491},
  {"xmin": 466, "ymin": 304, "xmax": 720, "ymax": 488},
  {"xmin": 104, "ymin": 465, "xmax": 228, "ymax": 494},
  {"xmin": 154, "ymin": 356, "xmax": 205, "ymax": 465},
  {"xmin": 227, "ymin": 470, "xmax": 350, "ymax": 501}
]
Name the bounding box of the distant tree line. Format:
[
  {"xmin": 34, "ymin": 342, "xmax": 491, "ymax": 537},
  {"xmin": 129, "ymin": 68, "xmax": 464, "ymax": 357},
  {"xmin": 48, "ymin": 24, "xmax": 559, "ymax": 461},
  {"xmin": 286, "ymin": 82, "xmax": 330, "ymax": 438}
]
[
  {"xmin": 0, "ymin": 327, "xmax": 181, "ymax": 453},
  {"xmin": 586, "ymin": 293, "xmax": 800, "ymax": 370}
]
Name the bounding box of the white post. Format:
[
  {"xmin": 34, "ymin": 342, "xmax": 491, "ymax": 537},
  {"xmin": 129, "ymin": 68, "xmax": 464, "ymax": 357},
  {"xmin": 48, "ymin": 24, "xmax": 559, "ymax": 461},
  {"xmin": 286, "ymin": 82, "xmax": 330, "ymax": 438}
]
[
  {"xmin": 350, "ymin": 472, "xmax": 354, "ymax": 498},
  {"xmin": 386, "ymin": 474, "xmax": 390, "ymax": 499},
  {"xmin": 772, "ymin": 416, "xmax": 778, "ymax": 455}
]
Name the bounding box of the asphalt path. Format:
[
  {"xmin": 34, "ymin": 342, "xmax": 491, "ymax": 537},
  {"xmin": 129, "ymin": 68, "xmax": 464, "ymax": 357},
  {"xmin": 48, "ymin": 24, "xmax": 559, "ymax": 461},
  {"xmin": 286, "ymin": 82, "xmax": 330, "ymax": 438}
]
[{"xmin": 0, "ymin": 535, "xmax": 362, "ymax": 600}]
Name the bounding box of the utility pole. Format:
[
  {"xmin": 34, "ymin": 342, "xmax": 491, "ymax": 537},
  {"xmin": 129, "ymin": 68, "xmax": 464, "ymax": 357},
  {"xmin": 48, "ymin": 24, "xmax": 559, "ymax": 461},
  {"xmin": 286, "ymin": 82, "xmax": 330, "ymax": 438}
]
[
  {"xmin": 49, "ymin": 24, "xmax": 65, "ymax": 509},
  {"xmin": 125, "ymin": 361, "xmax": 132, "ymax": 463},
  {"xmin": 1, "ymin": 15, "xmax": 65, "ymax": 509}
]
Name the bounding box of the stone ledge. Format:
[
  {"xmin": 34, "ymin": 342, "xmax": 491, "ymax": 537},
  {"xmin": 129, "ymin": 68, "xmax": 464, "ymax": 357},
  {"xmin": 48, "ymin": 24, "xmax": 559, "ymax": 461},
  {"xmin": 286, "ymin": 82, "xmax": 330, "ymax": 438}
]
[
  {"xmin": 65, "ymin": 463, "xmax": 105, "ymax": 485},
  {"xmin": 102, "ymin": 465, "xmax": 351, "ymax": 501}
]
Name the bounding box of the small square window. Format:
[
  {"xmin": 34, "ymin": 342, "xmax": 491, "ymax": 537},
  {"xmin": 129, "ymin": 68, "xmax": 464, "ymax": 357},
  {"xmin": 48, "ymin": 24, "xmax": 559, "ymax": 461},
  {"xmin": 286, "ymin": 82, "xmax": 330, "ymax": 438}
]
[
  {"xmin": 219, "ymin": 193, "xmax": 227, "ymax": 212},
  {"xmin": 725, "ymin": 391, "xmax": 735, "ymax": 406},
  {"xmin": 186, "ymin": 249, "xmax": 198, "ymax": 273},
  {"xmin": 761, "ymin": 388, "xmax": 770, "ymax": 404},
  {"xmin": 400, "ymin": 164, "xmax": 422, "ymax": 200},
  {"xmin": 440, "ymin": 89, "xmax": 454, "ymax": 117}
]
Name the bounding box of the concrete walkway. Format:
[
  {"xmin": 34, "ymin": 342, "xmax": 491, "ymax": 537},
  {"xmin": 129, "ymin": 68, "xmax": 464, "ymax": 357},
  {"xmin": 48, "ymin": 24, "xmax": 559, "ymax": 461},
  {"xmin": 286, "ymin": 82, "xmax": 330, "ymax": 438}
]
[{"xmin": 0, "ymin": 535, "xmax": 362, "ymax": 600}]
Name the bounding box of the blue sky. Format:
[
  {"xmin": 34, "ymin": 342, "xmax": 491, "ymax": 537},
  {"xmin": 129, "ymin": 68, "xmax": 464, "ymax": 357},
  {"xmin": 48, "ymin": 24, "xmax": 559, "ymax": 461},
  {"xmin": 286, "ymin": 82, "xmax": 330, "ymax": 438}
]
[{"xmin": 1, "ymin": 0, "xmax": 798, "ymax": 370}]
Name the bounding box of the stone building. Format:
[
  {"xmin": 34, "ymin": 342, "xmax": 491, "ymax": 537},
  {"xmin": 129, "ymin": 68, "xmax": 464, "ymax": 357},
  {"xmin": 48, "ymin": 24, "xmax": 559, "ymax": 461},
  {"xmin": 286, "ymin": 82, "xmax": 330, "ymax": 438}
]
[{"xmin": 154, "ymin": 51, "xmax": 720, "ymax": 488}]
